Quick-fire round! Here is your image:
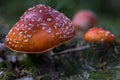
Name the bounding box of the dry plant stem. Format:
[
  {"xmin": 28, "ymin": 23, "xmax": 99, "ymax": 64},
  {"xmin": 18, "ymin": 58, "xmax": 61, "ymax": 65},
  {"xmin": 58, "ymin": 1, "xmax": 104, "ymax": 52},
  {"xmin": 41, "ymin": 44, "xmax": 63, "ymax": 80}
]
[
  {"xmin": 55, "ymin": 45, "xmax": 90, "ymax": 56},
  {"xmin": 0, "ymin": 42, "xmax": 90, "ymax": 55},
  {"xmin": 0, "ymin": 43, "xmax": 7, "ymax": 51}
]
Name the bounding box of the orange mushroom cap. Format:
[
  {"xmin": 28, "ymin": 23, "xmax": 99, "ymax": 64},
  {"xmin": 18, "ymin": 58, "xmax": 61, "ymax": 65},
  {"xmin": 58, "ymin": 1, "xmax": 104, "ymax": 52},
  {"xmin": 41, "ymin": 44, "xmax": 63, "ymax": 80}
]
[
  {"xmin": 5, "ymin": 4, "xmax": 75, "ymax": 53},
  {"xmin": 84, "ymin": 27, "xmax": 116, "ymax": 43},
  {"xmin": 72, "ymin": 10, "xmax": 97, "ymax": 30}
]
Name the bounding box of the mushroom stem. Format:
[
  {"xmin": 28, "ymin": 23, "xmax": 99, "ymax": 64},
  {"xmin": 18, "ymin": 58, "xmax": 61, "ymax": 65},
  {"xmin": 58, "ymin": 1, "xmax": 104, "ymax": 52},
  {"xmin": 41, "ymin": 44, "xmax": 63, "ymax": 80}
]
[
  {"xmin": 55, "ymin": 45, "xmax": 90, "ymax": 56},
  {"xmin": 0, "ymin": 43, "xmax": 7, "ymax": 51}
]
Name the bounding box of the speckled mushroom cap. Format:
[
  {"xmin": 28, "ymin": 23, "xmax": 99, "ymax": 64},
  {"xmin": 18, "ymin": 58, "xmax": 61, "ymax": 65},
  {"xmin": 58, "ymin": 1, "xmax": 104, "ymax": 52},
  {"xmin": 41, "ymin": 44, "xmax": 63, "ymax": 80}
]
[
  {"xmin": 72, "ymin": 10, "xmax": 97, "ymax": 30},
  {"xmin": 5, "ymin": 4, "xmax": 75, "ymax": 53},
  {"xmin": 84, "ymin": 27, "xmax": 116, "ymax": 43}
]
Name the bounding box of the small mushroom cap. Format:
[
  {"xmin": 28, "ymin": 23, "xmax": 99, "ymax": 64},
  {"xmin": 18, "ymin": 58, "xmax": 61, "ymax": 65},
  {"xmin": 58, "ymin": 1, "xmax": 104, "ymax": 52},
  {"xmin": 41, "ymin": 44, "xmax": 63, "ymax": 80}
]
[
  {"xmin": 5, "ymin": 4, "xmax": 75, "ymax": 53},
  {"xmin": 84, "ymin": 27, "xmax": 116, "ymax": 43},
  {"xmin": 72, "ymin": 10, "xmax": 97, "ymax": 30}
]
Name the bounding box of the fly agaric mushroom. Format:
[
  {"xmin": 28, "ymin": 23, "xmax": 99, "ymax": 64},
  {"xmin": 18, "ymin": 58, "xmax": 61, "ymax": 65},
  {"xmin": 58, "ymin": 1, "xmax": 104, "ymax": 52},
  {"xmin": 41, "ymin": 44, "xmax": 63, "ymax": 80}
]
[
  {"xmin": 72, "ymin": 10, "xmax": 97, "ymax": 30},
  {"xmin": 84, "ymin": 27, "xmax": 116, "ymax": 43},
  {"xmin": 5, "ymin": 4, "xmax": 75, "ymax": 53}
]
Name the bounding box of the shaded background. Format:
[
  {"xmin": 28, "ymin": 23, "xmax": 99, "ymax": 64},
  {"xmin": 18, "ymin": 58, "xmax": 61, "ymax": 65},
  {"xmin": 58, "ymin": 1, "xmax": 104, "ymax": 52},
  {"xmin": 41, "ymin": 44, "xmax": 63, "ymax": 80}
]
[{"xmin": 0, "ymin": 0, "xmax": 120, "ymax": 38}]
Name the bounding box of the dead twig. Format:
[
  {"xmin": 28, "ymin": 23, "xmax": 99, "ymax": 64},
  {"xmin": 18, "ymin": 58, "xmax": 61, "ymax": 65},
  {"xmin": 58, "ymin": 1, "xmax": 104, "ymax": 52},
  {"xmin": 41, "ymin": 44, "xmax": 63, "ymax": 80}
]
[{"xmin": 55, "ymin": 45, "xmax": 90, "ymax": 56}]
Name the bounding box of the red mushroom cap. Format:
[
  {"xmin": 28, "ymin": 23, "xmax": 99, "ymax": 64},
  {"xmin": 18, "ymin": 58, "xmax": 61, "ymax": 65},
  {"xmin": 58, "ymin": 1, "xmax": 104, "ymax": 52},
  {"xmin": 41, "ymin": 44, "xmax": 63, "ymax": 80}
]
[
  {"xmin": 84, "ymin": 27, "xmax": 116, "ymax": 43},
  {"xmin": 5, "ymin": 4, "xmax": 75, "ymax": 53},
  {"xmin": 72, "ymin": 10, "xmax": 97, "ymax": 30}
]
